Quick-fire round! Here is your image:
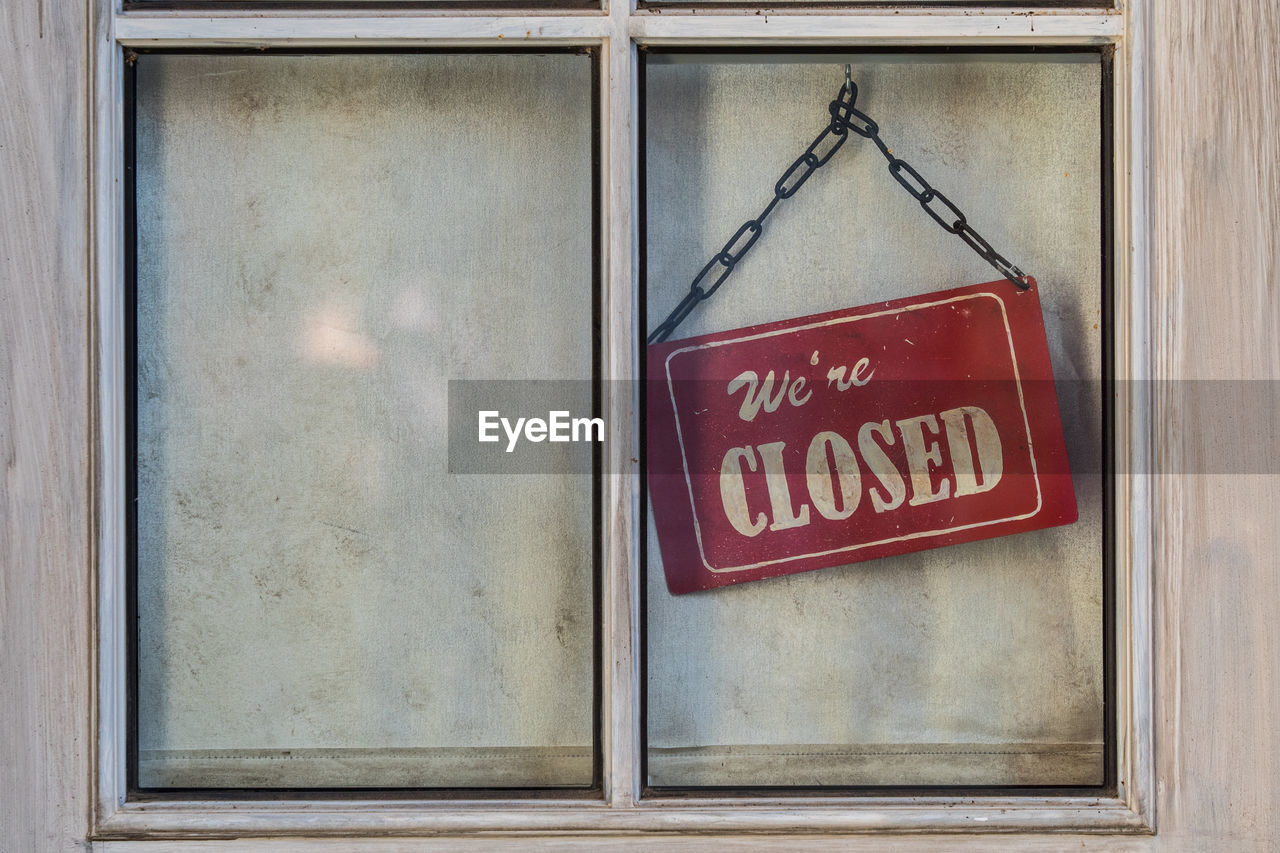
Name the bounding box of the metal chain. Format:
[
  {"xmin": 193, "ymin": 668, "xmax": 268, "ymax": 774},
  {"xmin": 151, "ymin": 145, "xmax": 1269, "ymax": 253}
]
[{"xmin": 648, "ymin": 68, "xmax": 1029, "ymax": 346}]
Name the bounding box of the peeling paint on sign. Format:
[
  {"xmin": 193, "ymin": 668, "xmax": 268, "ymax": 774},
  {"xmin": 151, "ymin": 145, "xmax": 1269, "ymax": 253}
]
[{"xmin": 647, "ymin": 278, "xmax": 1077, "ymax": 594}]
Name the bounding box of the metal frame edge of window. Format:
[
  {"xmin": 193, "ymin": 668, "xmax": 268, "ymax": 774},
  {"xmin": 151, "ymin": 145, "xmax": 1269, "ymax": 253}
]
[{"xmin": 91, "ymin": 0, "xmax": 1154, "ymax": 840}]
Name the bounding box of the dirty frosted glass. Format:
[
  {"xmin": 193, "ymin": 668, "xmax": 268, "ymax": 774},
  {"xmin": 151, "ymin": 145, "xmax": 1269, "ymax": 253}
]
[
  {"xmin": 644, "ymin": 1, "xmax": 1100, "ymax": 5},
  {"xmin": 134, "ymin": 53, "xmax": 595, "ymax": 788},
  {"xmin": 644, "ymin": 54, "xmax": 1105, "ymax": 787}
]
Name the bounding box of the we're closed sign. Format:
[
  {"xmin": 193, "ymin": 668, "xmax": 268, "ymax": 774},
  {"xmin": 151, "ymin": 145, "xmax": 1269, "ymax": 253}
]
[{"xmin": 646, "ymin": 279, "xmax": 1078, "ymax": 594}]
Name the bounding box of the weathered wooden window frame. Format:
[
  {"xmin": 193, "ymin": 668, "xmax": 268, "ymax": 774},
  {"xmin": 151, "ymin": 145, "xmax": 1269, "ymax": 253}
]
[{"xmin": 91, "ymin": 0, "xmax": 1154, "ymax": 840}]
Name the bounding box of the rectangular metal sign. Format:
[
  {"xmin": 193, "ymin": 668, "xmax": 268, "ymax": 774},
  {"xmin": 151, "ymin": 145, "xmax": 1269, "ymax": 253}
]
[{"xmin": 647, "ymin": 278, "xmax": 1078, "ymax": 594}]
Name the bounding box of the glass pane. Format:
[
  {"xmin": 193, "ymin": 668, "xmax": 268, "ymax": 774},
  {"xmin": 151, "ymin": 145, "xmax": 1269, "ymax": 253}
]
[
  {"xmin": 641, "ymin": 0, "xmax": 1104, "ymax": 6},
  {"xmin": 133, "ymin": 52, "xmax": 596, "ymax": 789},
  {"xmin": 127, "ymin": 0, "xmax": 599, "ymax": 9},
  {"xmin": 644, "ymin": 52, "xmax": 1105, "ymax": 788}
]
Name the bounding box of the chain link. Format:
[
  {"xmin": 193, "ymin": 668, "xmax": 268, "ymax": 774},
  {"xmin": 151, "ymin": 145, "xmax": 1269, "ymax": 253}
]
[{"xmin": 648, "ymin": 72, "xmax": 1029, "ymax": 346}]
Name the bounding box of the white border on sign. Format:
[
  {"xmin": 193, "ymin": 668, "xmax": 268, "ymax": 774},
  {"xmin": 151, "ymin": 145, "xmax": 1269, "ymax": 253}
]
[{"xmin": 663, "ymin": 291, "xmax": 1044, "ymax": 574}]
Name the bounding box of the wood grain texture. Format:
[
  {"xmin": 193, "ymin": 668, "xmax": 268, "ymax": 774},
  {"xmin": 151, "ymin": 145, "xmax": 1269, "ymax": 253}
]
[
  {"xmin": 1148, "ymin": 0, "xmax": 1280, "ymax": 849},
  {"xmin": 602, "ymin": 0, "xmax": 642, "ymax": 806},
  {"xmin": 108, "ymin": 12, "xmax": 1122, "ymax": 47},
  {"xmin": 0, "ymin": 1, "xmax": 92, "ymax": 852},
  {"xmin": 3, "ymin": 0, "xmax": 1279, "ymax": 848},
  {"xmin": 629, "ymin": 13, "xmax": 1123, "ymax": 44},
  {"xmin": 95, "ymin": 838, "xmax": 1155, "ymax": 853}
]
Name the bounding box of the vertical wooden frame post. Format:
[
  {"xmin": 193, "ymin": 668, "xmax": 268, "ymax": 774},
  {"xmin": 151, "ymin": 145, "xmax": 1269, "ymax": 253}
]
[
  {"xmin": 94, "ymin": 0, "xmax": 128, "ymax": 825},
  {"xmin": 602, "ymin": 0, "xmax": 643, "ymax": 810},
  {"xmin": 1110, "ymin": 0, "xmax": 1156, "ymax": 827}
]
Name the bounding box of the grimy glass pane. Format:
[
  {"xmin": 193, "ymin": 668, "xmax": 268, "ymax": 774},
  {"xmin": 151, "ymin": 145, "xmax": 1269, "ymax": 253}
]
[
  {"xmin": 128, "ymin": 0, "xmax": 600, "ymax": 6},
  {"xmin": 645, "ymin": 53, "xmax": 1104, "ymax": 787},
  {"xmin": 643, "ymin": 1, "xmax": 1099, "ymax": 5},
  {"xmin": 134, "ymin": 53, "xmax": 595, "ymax": 788}
]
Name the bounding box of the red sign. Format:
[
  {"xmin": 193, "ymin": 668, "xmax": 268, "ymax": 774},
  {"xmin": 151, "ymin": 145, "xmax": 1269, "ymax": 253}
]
[{"xmin": 647, "ymin": 278, "xmax": 1077, "ymax": 594}]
